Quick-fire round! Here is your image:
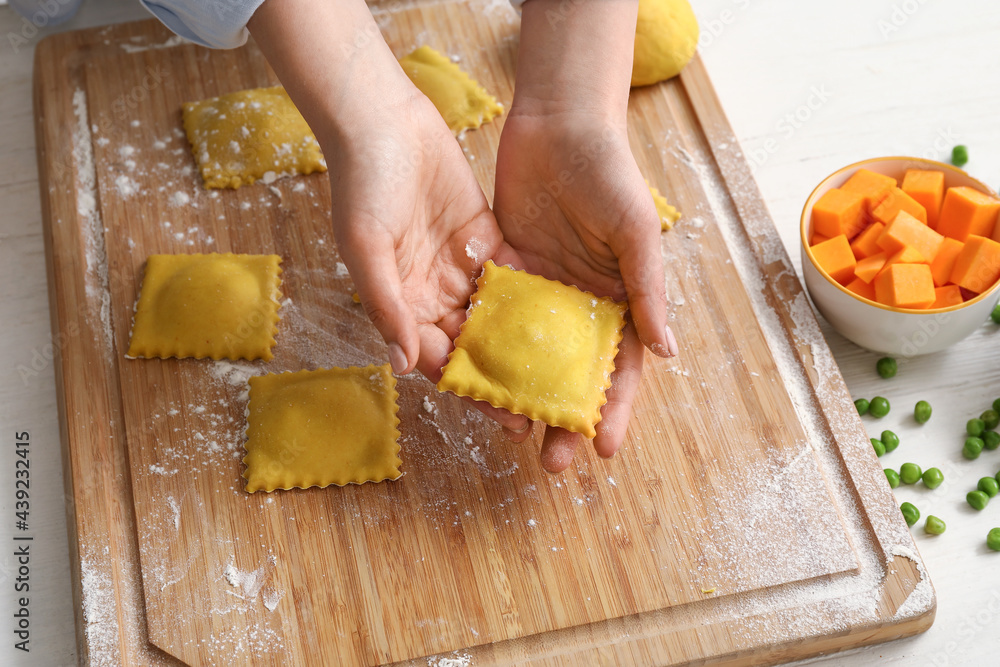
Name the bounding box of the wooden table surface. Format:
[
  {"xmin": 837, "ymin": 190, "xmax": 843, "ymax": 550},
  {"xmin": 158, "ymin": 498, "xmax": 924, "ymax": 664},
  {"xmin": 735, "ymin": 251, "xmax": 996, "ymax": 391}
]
[{"xmin": 1, "ymin": 0, "xmax": 998, "ymax": 665}]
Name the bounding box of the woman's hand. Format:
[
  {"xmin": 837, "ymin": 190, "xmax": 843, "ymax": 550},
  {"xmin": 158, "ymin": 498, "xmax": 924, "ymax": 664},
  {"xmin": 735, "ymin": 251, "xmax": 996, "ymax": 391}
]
[
  {"xmin": 493, "ymin": 0, "xmax": 679, "ymax": 471},
  {"xmin": 249, "ymin": 0, "xmax": 530, "ymax": 436}
]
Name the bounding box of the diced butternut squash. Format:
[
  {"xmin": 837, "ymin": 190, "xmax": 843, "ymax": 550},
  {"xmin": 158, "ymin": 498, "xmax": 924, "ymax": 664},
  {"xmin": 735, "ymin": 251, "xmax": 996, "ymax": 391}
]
[
  {"xmin": 929, "ymin": 237, "xmax": 965, "ymax": 287},
  {"xmin": 949, "ymin": 235, "xmax": 1000, "ymax": 294},
  {"xmin": 871, "ymin": 188, "xmax": 928, "ymax": 226},
  {"xmin": 850, "ymin": 222, "xmax": 885, "ymax": 259},
  {"xmin": 811, "ymin": 235, "xmax": 857, "ymax": 285},
  {"xmin": 855, "ymin": 253, "xmax": 887, "ymax": 284},
  {"xmin": 901, "ymin": 169, "xmax": 945, "ymax": 228},
  {"xmin": 812, "ymin": 189, "xmax": 866, "ymax": 240},
  {"xmin": 876, "ymin": 210, "xmax": 944, "ymax": 262},
  {"xmin": 810, "ymin": 232, "xmax": 831, "ymax": 246},
  {"xmin": 882, "ymin": 245, "xmax": 926, "ymax": 271},
  {"xmin": 936, "ymin": 186, "xmax": 1000, "ymax": 242},
  {"xmin": 930, "ymin": 285, "xmax": 964, "ymax": 309},
  {"xmin": 845, "ymin": 277, "xmax": 877, "ymax": 302},
  {"xmin": 874, "ymin": 263, "xmax": 936, "ymax": 309},
  {"xmin": 841, "ymin": 169, "xmax": 896, "ymax": 217}
]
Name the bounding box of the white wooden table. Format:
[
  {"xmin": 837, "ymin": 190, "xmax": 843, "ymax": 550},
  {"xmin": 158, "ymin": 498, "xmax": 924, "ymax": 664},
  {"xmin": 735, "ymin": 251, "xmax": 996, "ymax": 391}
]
[{"xmin": 1, "ymin": 0, "xmax": 998, "ymax": 664}]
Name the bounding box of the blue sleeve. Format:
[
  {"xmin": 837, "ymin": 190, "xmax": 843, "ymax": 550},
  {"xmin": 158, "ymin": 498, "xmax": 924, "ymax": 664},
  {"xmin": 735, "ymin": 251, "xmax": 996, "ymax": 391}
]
[{"xmin": 140, "ymin": 0, "xmax": 267, "ymax": 49}]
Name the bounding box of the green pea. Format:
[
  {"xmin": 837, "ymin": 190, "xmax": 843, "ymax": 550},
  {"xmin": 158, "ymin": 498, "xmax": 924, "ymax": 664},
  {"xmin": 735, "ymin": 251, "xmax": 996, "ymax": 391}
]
[
  {"xmin": 884, "ymin": 469, "xmax": 901, "ymax": 488},
  {"xmin": 881, "ymin": 430, "xmax": 900, "ymax": 452},
  {"xmin": 876, "ymin": 357, "xmax": 897, "ymax": 379},
  {"xmin": 921, "ymin": 467, "xmax": 944, "ymax": 489},
  {"xmin": 996, "ymin": 469, "xmax": 1000, "ymax": 485},
  {"xmin": 855, "ymin": 398, "xmax": 870, "ymax": 416},
  {"xmin": 963, "ymin": 437, "xmax": 985, "ymax": 460},
  {"xmin": 994, "ymin": 398, "xmax": 1000, "ymax": 413},
  {"xmin": 967, "ymin": 490, "xmax": 990, "ymax": 511},
  {"xmin": 988, "ymin": 528, "xmax": 1000, "ymax": 552},
  {"xmin": 900, "ymin": 463, "xmax": 922, "ymax": 485},
  {"xmin": 914, "ymin": 400, "xmax": 932, "ymax": 424},
  {"xmin": 870, "ymin": 396, "xmax": 891, "ymax": 418},
  {"xmin": 968, "ymin": 418, "xmax": 986, "ymax": 437},
  {"xmin": 924, "ymin": 516, "xmax": 946, "ymax": 535},
  {"xmin": 984, "ymin": 431, "xmax": 1000, "ymax": 451},
  {"xmin": 951, "ymin": 144, "xmax": 969, "ymax": 167},
  {"xmin": 981, "ymin": 410, "xmax": 1000, "ymax": 431},
  {"xmin": 871, "ymin": 438, "xmax": 886, "ymax": 457},
  {"xmin": 900, "ymin": 502, "xmax": 920, "ymax": 527},
  {"xmin": 978, "ymin": 477, "xmax": 1000, "ymax": 498},
  {"xmin": 992, "ymin": 305, "xmax": 1000, "ymax": 325}
]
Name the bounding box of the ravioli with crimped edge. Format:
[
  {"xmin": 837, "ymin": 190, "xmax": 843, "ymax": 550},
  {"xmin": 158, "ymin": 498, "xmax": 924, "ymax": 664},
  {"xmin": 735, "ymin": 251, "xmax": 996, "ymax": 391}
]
[
  {"xmin": 438, "ymin": 261, "xmax": 627, "ymax": 438},
  {"xmin": 182, "ymin": 86, "xmax": 326, "ymax": 189},
  {"xmin": 243, "ymin": 365, "xmax": 402, "ymax": 493},
  {"xmin": 398, "ymin": 45, "xmax": 504, "ymax": 135},
  {"xmin": 127, "ymin": 253, "xmax": 282, "ymax": 361}
]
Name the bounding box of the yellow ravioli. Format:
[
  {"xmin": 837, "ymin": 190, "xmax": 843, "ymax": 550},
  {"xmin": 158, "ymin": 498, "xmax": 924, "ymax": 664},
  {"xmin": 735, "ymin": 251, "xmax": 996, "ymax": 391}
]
[
  {"xmin": 438, "ymin": 261, "xmax": 627, "ymax": 438},
  {"xmin": 648, "ymin": 181, "xmax": 681, "ymax": 231},
  {"xmin": 127, "ymin": 253, "xmax": 282, "ymax": 361},
  {"xmin": 243, "ymin": 366, "xmax": 402, "ymax": 492},
  {"xmin": 182, "ymin": 86, "xmax": 326, "ymax": 189},
  {"xmin": 398, "ymin": 46, "xmax": 504, "ymax": 135}
]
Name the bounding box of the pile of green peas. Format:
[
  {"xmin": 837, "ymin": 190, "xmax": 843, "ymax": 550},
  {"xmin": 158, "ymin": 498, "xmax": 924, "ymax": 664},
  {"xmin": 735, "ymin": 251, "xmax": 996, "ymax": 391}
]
[
  {"xmin": 960, "ymin": 399, "xmax": 1000, "ymax": 460},
  {"xmin": 858, "ymin": 363, "xmax": 1000, "ymax": 550}
]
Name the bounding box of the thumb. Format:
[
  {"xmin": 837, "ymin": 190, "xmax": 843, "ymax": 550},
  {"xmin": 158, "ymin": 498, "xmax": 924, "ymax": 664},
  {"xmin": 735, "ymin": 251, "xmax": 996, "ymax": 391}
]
[
  {"xmin": 342, "ymin": 233, "xmax": 421, "ymax": 374},
  {"xmin": 609, "ymin": 196, "xmax": 678, "ymax": 359}
]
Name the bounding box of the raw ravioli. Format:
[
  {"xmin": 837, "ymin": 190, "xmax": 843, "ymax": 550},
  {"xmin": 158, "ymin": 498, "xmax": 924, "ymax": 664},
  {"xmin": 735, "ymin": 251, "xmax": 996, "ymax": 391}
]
[
  {"xmin": 438, "ymin": 261, "xmax": 627, "ymax": 438},
  {"xmin": 398, "ymin": 46, "xmax": 504, "ymax": 134},
  {"xmin": 182, "ymin": 86, "xmax": 326, "ymax": 189},
  {"xmin": 243, "ymin": 366, "xmax": 402, "ymax": 492},
  {"xmin": 127, "ymin": 253, "xmax": 282, "ymax": 361},
  {"xmin": 648, "ymin": 181, "xmax": 681, "ymax": 231}
]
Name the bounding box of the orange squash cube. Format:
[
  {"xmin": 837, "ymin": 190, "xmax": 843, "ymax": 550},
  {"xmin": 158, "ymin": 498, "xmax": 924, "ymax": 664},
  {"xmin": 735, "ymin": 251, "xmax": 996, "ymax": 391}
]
[
  {"xmin": 901, "ymin": 169, "xmax": 945, "ymax": 228},
  {"xmin": 949, "ymin": 235, "xmax": 1000, "ymax": 294},
  {"xmin": 930, "ymin": 285, "xmax": 964, "ymax": 309},
  {"xmin": 855, "ymin": 253, "xmax": 888, "ymax": 284},
  {"xmin": 929, "ymin": 237, "xmax": 965, "ymax": 287},
  {"xmin": 812, "ymin": 189, "xmax": 866, "ymax": 240},
  {"xmin": 810, "ymin": 232, "xmax": 831, "ymax": 246},
  {"xmin": 871, "ymin": 188, "xmax": 928, "ymax": 226},
  {"xmin": 850, "ymin": 222, "xmax": 885, "ymax": 259},
  {"xmin": 876, "ymin": 210, "xmax": 944, "ymax": 262},
  {"xmin": 881, "ymin": 245, "xmax": 926, "ymax": 272},
  {"xmin": 937, "ymin": 187, "xmax": 1000, "ymax": 242},
  {"xmin": 841, "ymin": 169, "xmax": 896, "ymax": 217},
  {"xmin": 845, "ymin": 277, "xmax": 877, "ymax": 302},
  {"xmin": 874, "ymin": 263, "xmax": 936, "ymax": 309},
  {"xmin": 811, "ymin": 235, "xmax": 857, "ymax": 285}
]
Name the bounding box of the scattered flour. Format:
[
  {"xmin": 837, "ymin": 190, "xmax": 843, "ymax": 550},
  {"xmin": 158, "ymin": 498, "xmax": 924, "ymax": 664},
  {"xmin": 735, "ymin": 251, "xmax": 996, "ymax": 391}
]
[
  {"xmin": 168, "ymin": 191, "xmax": 190, "ymax": 206},
  {"xmin": 464, "ymin": 237, "xmax": 486, "ymax": 262},
  {"xmin": 71, "ymin": 89, "xmax": 113, "ymax": 359}
]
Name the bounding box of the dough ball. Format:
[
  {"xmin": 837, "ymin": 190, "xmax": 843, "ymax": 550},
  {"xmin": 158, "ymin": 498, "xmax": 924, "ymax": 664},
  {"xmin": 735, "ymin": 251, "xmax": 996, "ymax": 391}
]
[{"xmin": 632, "ymin": 0, "xmax": 700, "ymax": 87}]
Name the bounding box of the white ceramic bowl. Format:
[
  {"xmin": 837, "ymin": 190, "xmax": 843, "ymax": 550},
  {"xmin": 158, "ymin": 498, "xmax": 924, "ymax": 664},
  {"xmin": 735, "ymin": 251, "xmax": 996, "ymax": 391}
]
[{"xmin": 801, "ymin": 157, "xmax": 1000, "ymax": 356}]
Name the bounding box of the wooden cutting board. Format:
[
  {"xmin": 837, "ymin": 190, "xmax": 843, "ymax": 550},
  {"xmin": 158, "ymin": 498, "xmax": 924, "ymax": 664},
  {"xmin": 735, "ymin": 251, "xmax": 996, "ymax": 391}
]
[{"xmin": 34, "ymin": 2, "xmax": 934, "ymax": 665}]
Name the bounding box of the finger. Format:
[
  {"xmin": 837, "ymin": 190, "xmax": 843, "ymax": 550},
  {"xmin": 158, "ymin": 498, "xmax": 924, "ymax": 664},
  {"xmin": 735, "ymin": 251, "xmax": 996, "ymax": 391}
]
[
  {"xmin": 608, "ymin": 193, "xmax": 676, "ymax": 358},
  {"xmin": 491, "ymin": 240, "xmax": 527, "ymax": 272},
  {"xmin": 418, "ymin": 322, "xmax": 532, "ymax": 433},
  {"xmin": 466, "ymin": 397, "xmax": 530, "ymax": 434},
  {"xmin": 414, "ymin": 322, "xmax": 453, "ymax": 383},
  {"xmin": 437, "ymin": 310, "xmax": 467, "ymax": 342},
  {"xmin": 540, "ymin": 427, "xmax": 582, "ymax": 473},
  {"xmin": 342, "ymin": 230, "xmax": 420, "ymax": 374},
  {"xmin": 593, "ymin": 320, "xmax": 643, "ymax": 458},
  {"xmin": 502, "ymin": 422, "xmax": 534, "ymax": 443}
]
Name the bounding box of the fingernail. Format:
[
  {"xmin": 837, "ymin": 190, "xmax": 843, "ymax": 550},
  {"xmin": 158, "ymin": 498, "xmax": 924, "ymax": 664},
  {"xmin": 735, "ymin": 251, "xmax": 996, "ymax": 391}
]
[
  {"xmin": 664, "ymin": 324, "xmax": 679, "ymax": 357},
  {"xmin": 511, "ymin": 420, "xmax": 531, "ymax": 434},
  {"xmin": 388, "ymin": 342, "xmax": 408, "ymax": 374}
]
